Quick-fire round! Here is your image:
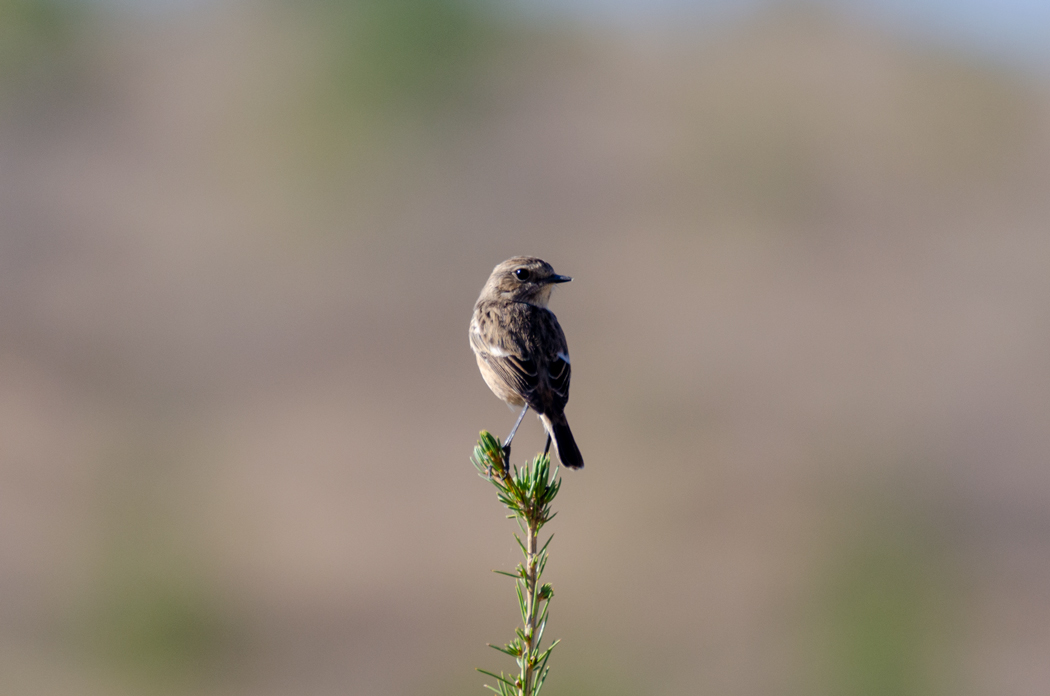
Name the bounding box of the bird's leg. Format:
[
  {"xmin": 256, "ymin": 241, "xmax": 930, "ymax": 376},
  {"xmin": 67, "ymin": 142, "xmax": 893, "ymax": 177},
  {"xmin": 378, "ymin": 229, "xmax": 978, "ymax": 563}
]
[
  {"xmin": 503, "ymin": 404, "xmax": 529, "ymax": 461},
  {"xmin": 543, "ymin": 434, "xmax": 552, "ymax": 456}
]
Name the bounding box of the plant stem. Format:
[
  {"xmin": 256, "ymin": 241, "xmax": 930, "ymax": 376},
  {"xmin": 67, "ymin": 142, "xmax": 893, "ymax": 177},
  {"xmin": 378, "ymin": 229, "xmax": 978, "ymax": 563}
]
[
  {"xmin": 472, "ymin": 431, "xmax": 561, "ymax": 696},
  {"xmin": 522, "ymin": 522, "xmax": 538, "ymax": 696}
]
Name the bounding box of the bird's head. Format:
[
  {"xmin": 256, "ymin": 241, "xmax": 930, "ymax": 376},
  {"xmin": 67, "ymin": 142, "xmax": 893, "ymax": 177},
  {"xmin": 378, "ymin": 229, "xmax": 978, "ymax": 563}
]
[{"xmin": 480, "ymin": 256, "xmax": 572, "ymax": 307}]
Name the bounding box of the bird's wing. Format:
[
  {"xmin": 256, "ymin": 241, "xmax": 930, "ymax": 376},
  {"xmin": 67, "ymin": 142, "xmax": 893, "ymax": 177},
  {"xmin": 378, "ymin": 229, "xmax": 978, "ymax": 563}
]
[
  {"xmin": 470, "ymin": 310, "xmax": 540, "ymax": 399},
  {"xmin": 537, "ymin": 308, "xmax": 571, "ymax": 409},
  {"xmin": 548, "ymin": 349, "xmax": 571, "ymax": 403},
  {"xmin": 471, "ymin": 302, "xmax": 572, "ymax": 412}
]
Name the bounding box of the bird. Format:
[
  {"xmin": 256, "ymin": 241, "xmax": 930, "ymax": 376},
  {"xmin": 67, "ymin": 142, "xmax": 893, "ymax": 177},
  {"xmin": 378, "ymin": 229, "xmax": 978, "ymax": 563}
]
[{"xmin": 469, "ymin": 256, "xmax": 584, "ymax": 470}]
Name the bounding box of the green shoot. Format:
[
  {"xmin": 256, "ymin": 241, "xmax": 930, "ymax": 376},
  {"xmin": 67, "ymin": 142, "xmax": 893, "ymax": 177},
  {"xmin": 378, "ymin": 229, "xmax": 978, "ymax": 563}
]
[{"xmin": 471, "ymin": 431, "xmax": 563, "ymax": 696}]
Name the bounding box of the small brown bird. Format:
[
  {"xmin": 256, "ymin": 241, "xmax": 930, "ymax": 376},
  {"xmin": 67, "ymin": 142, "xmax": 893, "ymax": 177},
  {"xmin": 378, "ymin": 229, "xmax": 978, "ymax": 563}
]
[{"xmin": 470, "ymin": 256, "xmax": 584, "ymax": 469}]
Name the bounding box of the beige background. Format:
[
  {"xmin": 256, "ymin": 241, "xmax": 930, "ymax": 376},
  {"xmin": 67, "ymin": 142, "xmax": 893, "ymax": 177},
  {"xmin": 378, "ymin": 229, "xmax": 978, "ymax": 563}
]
[{"xmin": 2, "ymin": 2, "xmax": 1049, "ymax": 695}]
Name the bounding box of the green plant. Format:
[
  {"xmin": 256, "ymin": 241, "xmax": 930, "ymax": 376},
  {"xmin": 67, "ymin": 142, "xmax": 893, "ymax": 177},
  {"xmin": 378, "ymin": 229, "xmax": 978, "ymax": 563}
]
[{"xmin": 471, "ymin": 431, "xmax": 562, "ymax": 696}]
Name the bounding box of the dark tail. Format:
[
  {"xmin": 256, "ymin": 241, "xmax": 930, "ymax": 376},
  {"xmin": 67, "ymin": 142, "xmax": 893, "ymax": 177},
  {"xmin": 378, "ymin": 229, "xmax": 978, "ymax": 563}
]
[{"xmin": 542, "ymin": 412, "xmax": 584, "ymax": 470}]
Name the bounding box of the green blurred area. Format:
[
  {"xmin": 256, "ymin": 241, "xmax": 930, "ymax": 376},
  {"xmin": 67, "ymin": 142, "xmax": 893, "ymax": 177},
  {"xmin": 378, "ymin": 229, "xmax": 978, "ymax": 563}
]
[
  {"xmin": 317, "ymin": 0, "xmax": 494, "ymax": 105},
  {"xmin": 87, "ymin": 570, "xmax": 234, "ymax": 689},
  {"xmin": 285, "ymin": 0, "xmax": 504, "ymax": 165},
  {"xmin": 0, "ymin": 0, "xmax": 80, "ymax": 88},
  {"xmin": 808, "ymin": 490, "xmax": 959, "ymax": 696},
  {"xmin": 72, "ymin": 444, "xmax": 242, "ymax": 692}
]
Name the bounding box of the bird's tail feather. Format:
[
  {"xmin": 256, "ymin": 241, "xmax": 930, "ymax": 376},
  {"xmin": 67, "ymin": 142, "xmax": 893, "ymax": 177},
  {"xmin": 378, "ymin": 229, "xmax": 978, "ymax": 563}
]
[{"xmin": 541, "ymin": 413, "xmax": 584, "ymax": 470}]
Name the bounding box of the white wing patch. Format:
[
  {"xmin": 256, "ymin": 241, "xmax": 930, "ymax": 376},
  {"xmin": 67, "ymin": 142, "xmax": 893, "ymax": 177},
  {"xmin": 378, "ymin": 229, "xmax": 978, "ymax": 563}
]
[
  {"xmin": 487, "ymin": 344, "xmax": 513, "ymax": 358},
  {"xmin": 471, "ymin": 323, "xmax": 512, "ymax": 357},
  {"xmin": 556, "ymin": 351, "xmax": 570, "ymax": 364}
]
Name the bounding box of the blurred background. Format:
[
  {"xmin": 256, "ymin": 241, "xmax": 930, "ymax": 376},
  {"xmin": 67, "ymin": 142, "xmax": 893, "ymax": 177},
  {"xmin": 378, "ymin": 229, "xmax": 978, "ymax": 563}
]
[{"xmin": 2, "ymin": 0, "xmax": 1049, "ymax": 694}]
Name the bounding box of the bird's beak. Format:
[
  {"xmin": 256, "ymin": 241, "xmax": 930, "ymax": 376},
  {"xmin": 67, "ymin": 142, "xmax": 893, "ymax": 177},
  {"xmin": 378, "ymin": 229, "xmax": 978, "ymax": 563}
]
[{"xmin": 548, "ymin": 274, "xmax": 572, "ymax": 284}]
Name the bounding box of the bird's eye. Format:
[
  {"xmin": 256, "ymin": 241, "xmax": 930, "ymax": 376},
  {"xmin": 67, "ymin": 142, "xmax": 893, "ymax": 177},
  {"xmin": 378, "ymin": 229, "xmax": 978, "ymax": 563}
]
[{"xmin": 514, "ymin": 268, "xmax": 531, "ymax": 281}]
